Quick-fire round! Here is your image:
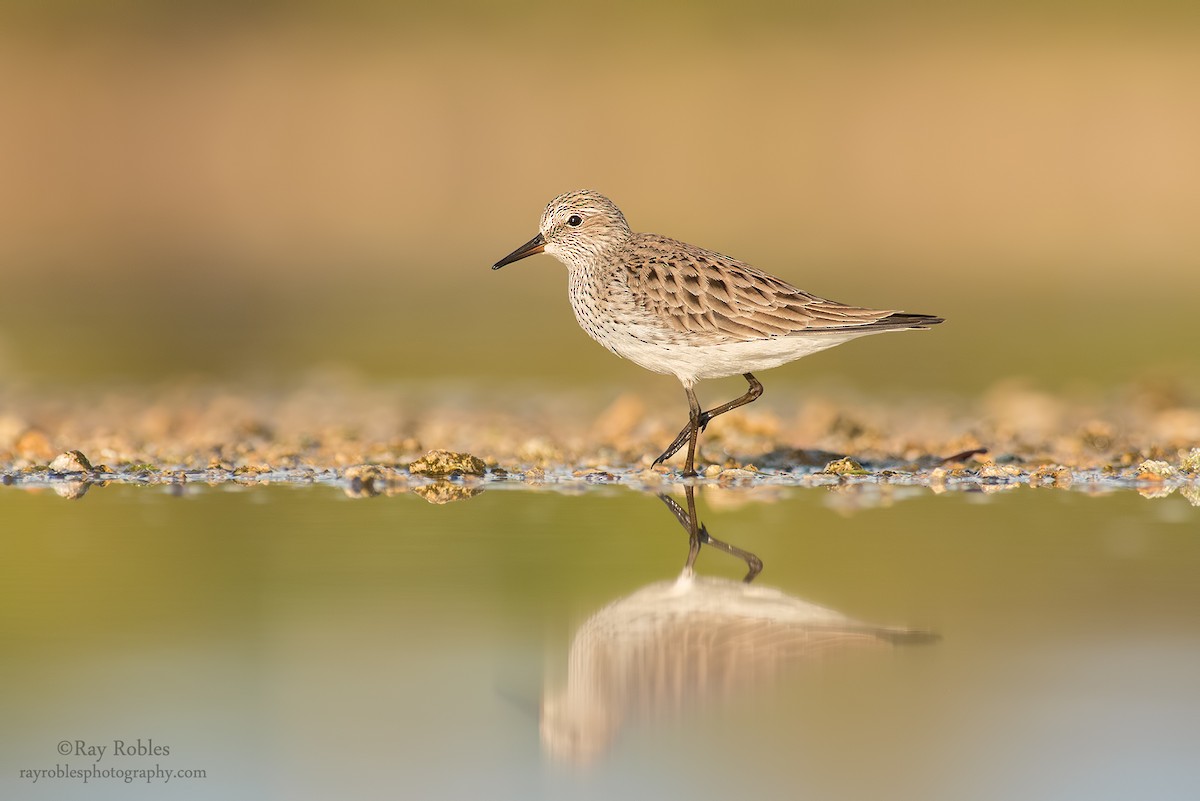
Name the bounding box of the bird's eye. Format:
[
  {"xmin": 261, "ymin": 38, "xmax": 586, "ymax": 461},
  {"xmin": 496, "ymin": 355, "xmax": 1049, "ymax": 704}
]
[{"xmin": 567, "ymin": 214, "xmax": 583, "ymax": 227}]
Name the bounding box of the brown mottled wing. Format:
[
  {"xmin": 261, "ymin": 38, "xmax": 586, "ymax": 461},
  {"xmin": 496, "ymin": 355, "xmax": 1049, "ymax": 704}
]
[{"xmin": 622, "ymin": 234, "xmax": 895, "ymax": 341}]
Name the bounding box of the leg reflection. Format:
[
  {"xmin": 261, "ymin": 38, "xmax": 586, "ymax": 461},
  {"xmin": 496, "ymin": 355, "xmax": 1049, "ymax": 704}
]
[{"xmin": 658, "ymin": 484, "xmax": 763, "ymax": 582}]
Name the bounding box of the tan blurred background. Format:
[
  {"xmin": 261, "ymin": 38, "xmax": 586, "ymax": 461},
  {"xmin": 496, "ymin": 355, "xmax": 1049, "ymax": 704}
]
[{"xmin": 1, "ymin": 1, "xmax": 1197, "ymax": 395}]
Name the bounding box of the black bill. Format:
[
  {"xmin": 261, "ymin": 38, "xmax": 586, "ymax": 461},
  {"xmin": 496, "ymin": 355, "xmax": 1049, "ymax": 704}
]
[{"xmin": 492, "ymin": 233, "xmax": 546, "ymax": 270}]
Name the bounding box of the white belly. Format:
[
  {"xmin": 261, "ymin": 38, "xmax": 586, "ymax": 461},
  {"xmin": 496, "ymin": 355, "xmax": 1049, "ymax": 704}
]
[{"xmin": 599, "ymin": 328, "xmax": 864, "ymax": 384}]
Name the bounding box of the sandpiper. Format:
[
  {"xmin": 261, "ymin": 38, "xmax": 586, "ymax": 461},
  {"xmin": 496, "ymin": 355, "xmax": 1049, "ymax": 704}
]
[
  {"xmin": 493, "ymin": 190, "xmax": 943, "ymax": 475},
  {"xmin": 540, "ymin": 484, "xmax": 937, "ymax": 763}
]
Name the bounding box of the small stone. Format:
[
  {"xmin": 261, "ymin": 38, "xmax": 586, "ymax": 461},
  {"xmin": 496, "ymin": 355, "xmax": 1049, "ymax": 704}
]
[
  {"xmin": 1136, "ymin": 460, "xmax": 1177, "ymax": 481},
  {"xmin": 821, "ymin": 457, "xmax": 869, "ymax": 476},
  {"xmin": 344, "ymin": 464, "xmax": 388, "ymax": 496},
  {"xmin": 49, "ymin": 450, "xmax": 94, "ymax": 473},
  {"xmin": 408, "ymin": 449, "xmax": 486, "ymax": 477},
  {"xmin": 978, "ymin": 463, "xmax": 1022, "ymax": 480},
  {"xmin": 717, "ymin": 468, "xmax": 758, "ymax": 482},
  {"xmin": 1179, "ymin": 448, "xmax": 1200, "ymax": 475},
  {"xmin": 1029, "ymin": 464, "xmax": 1073, "ymax": 488}
]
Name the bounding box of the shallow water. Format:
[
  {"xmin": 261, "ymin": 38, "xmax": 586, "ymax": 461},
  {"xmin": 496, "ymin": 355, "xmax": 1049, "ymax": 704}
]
[{"xmin": 2, "ymin": 482, "xmax": 1199, "ymax": 800}]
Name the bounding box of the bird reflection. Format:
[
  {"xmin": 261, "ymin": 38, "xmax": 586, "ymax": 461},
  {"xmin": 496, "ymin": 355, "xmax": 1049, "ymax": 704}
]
[{"xmin": 541, "ymin": 485, "xmax": 937, "ymax": 764}]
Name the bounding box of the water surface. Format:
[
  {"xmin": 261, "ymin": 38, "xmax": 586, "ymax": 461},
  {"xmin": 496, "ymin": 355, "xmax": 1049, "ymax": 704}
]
[{"xmin": 2, "ymin": 482, "xmax": 1198, "ymax": 800}]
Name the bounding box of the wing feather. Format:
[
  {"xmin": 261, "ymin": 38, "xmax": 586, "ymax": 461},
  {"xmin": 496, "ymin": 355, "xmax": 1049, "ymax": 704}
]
[{"xmin": 621, "ymin": 234, "xmax": 901, "ymax": 342}]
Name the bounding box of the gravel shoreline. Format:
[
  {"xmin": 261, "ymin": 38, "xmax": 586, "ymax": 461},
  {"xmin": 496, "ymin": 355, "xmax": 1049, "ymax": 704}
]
[{"xmin": 3, "ymin": 380, "xmax": 1198, "ymax": 503}]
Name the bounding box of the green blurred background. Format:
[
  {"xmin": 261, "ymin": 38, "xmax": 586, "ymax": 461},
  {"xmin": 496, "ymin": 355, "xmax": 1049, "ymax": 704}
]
[{"xmin": 1, "ymin": 1, "xmax": 1197, "ymax": 396}]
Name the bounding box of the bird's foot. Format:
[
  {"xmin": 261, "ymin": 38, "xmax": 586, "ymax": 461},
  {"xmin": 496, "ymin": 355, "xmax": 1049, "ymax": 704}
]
[{"xmin": 653, "ymin": 424, "xmax": 696, "ymax": 466}]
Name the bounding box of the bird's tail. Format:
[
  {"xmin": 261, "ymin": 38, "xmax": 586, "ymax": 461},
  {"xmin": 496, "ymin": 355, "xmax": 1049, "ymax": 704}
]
[
  {"xmin": 868, "ymin": 312, "xmax": 945, "ymax": 331},
  {"xmin": 875, "ymin": 627, "xmax": 942, "ymax": 646}
]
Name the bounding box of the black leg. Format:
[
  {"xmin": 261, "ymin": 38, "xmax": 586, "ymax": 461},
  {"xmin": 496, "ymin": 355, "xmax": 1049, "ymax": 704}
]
[
  {"xmin": 651, "ymin": 373, "xmax": 765, "ymax": 474},
  {"xmin": 698, "ymin": 372, "xmax": 764, "ymax": 429},
  {"xmin": 682, "ymin": 385, "xmax": 702, "ymax": 477},
  {"xmin": 653, "ymin": 414, "xmax": 699, "ymax": 470},
  {"xmin": 696, "ymin": 520, "xmax": 765, "ymax": 583},
  {"xmin": 683, "ymin": 482, "xmax": 702, "ymax": 571},
  {"xmin": 657, "ymin": 485, "xmax": 763, "ymax": 582}
]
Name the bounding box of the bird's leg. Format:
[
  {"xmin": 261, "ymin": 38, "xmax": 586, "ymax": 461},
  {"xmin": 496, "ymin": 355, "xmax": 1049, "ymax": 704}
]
[
  {"xmin": 652, "ymin": 383, "xmax": 703, "ymax": 471},
  {"xmin": 654, "ymin": 418, "xmax": 698, "ymax": 469},
  {"xmin": 696, "ymin": 373, "xmax": 764, "ymax": 433},
  {"xmin": 682, "ymin": 385, "xmax": 702, "ymax": 477},
  {"xmin": 651, "ymin": 374, "xmax": 765, "ymax": 473}
]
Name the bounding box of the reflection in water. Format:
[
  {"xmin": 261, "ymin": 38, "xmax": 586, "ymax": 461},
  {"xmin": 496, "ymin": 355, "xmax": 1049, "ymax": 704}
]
[
  {"xmin": 53, "ymin": 480, "xmax": 92, "ymax": 500},
  {"xmin": 342, "ymin": 465, "xmax": 484, "ymax": 503},
  {"xmin": 410, "ymin": 481, "xmax": 484, "ymax": 504},
  {"xmin": 657, "ymin": 484, "xmax": 763, "ymax": 582},
  {"xmin": 541, "ymin": 485, "xmax": 937, "ymax": 764}
]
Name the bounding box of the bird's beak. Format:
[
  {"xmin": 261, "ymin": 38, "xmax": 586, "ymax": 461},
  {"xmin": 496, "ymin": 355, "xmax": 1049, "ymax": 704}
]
[{"xmin": 492, "ymin": 233, "xmax": 546, "ymax": 270}]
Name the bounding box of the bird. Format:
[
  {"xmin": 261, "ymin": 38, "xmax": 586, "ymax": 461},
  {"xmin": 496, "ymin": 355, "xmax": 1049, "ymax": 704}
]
[
  {"xmin": 541, "ymin": 572, "xmax": 936, "ymax": 762},
  {"xmin": 493, "ymin": 190, "xmax": 943, "ymax": 476},
  {"xmin": 540, "ymin": 486, "xmax": 938, "ymax": 763}
]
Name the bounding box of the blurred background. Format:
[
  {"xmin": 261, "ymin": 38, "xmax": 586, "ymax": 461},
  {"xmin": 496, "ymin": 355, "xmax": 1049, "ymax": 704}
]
[{"xmin": 1, "ymin": 1, "xmax": 1197, "ymax": 397}]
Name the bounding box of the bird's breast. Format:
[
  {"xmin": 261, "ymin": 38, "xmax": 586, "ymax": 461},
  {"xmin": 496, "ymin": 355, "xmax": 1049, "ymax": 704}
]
[{"xmin": 567, "ymin": 266, "xmax": 684, "ymax": 361}]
